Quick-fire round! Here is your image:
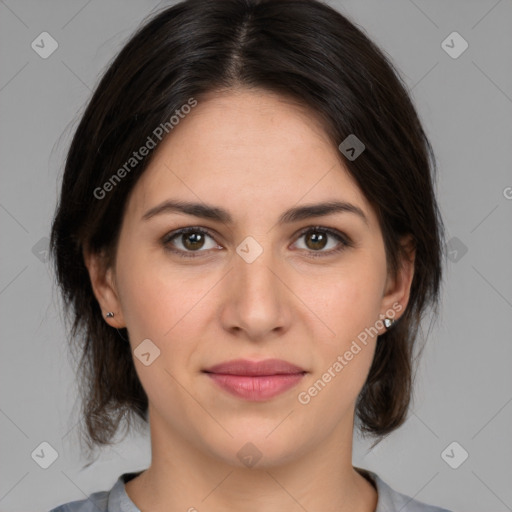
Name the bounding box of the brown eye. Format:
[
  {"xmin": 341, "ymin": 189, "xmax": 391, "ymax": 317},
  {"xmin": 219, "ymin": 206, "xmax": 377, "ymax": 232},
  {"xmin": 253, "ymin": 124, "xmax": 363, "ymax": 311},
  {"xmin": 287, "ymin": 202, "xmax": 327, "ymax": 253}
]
[
  {"xmin": 162, "ymin": 227, "xmax": 219, "ymax": 258},
  {"xmin": 304, "ymin": 230, "xmax": 328, "ymax": 251},
  {"xmin": 181, "ymin": 231, "xmax": 206, "ymax": 251},
  {"xmin": 293, "ymin": 227, "xmax": 351, "ymax": 257},
  {"xmin": 162, "ymin": 225, "xmax": 352, "ymax": 260}
]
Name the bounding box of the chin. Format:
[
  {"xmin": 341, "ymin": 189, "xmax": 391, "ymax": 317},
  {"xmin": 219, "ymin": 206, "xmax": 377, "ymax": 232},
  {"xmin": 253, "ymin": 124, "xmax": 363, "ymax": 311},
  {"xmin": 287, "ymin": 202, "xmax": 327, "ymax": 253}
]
[{"xmin": 200, "ymin": 427, "xmax": 310, "ymax": 471}]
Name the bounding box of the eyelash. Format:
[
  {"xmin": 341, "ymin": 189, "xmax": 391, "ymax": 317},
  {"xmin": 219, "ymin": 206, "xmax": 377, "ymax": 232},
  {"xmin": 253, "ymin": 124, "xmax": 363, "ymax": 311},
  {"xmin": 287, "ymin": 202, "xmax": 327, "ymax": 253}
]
[{"xmin": 161, "ymin": 226, "xmax": 353, "ymax": 259}]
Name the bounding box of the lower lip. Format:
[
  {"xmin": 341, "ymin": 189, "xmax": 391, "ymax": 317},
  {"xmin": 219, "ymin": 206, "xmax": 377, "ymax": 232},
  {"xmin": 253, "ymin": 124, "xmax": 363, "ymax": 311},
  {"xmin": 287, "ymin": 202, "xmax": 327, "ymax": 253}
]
[{"xmin": 205, "ymin": 373, "xmax": 306, "ymax": 401}]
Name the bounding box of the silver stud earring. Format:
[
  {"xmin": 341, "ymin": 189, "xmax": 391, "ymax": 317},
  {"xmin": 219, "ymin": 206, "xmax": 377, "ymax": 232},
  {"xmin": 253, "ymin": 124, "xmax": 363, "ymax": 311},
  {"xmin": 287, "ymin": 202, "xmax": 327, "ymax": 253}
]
[
  {"xmin": 383, "ymin": 317, "xmax": 395, "ymax": 329},
  {"xmin": 105, "ymin": 312, "xmax": 115, "ymax": 319}
]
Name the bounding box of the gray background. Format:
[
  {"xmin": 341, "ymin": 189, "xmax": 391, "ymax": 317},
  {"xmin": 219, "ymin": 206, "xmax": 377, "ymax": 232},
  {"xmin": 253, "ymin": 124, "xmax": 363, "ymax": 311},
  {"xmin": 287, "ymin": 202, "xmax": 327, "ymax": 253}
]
[{"xmin": 1, "ymin": 1, "xmax": 511, "ymax": 511}]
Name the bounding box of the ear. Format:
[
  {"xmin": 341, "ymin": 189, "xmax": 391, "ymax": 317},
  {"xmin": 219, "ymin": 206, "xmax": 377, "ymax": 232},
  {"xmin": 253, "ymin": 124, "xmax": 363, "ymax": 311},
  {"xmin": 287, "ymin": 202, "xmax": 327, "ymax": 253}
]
[
  {"xmin": 83, "ymin": 247, "xmax": 126, "ymax": 329},
  {"xmin": 378, "ymin": 234, "xmax": 415, "ymax": 329}
]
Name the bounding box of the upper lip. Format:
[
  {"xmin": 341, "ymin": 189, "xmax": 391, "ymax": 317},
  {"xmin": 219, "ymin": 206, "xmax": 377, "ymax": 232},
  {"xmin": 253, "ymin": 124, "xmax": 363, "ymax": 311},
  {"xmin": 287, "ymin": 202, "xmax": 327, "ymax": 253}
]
[{"xmin": 203, "ymin": 359, "xmax": 307, "ymax": 376}]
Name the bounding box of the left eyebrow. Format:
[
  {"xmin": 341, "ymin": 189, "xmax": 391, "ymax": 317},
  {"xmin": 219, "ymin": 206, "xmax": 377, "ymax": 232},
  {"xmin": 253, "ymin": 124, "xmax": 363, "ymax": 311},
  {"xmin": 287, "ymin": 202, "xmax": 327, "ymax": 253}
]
[{"xmin": 142, "ymin": 199, "xmax": 369, "ymax": 227}]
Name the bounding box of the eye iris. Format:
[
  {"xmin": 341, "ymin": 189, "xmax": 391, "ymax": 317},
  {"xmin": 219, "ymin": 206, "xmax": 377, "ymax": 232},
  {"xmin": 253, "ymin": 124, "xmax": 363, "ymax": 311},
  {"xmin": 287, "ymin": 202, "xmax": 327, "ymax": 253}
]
[
  {"xmin": 305, "ymin": 231, "xmax": 327, "ymax": 250},
  {"xmin": 183, "ymin": 231, "xmax": 205, "ymax": 250}
]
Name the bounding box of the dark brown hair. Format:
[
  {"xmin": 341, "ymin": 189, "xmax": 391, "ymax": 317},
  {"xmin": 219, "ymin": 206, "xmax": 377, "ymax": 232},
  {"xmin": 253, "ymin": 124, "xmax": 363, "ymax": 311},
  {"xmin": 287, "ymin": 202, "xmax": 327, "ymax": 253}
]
[{"xmin": 50, "ymin": 0, "xmax": 446, "ymax": 462}]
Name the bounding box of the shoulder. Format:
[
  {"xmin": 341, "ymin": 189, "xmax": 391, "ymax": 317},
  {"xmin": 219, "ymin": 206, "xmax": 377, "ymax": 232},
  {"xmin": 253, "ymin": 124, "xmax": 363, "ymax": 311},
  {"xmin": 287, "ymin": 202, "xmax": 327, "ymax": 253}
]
[
  {"xmin": 47, "ymin": 489, "xmax": 109, "ymax": 512},
  {"xmin": 47, "ymin": 471, "xmax": 141, "ymax": 512},
  {"xmin": 357, "ymin": 468, "xmax": 454, "ymax": 512}
]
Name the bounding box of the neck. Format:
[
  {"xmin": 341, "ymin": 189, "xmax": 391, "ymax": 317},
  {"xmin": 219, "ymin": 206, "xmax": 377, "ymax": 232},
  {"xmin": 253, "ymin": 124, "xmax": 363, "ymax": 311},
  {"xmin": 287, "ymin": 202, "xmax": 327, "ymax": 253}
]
[{"xmin": 125, "ymin": 407, "xmax": 378, "ymax": 512}]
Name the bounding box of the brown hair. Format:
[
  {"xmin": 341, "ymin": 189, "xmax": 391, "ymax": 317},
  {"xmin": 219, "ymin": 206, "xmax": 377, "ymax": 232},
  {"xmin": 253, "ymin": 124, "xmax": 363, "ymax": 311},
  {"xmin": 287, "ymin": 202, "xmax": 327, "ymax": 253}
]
[{"xmin": 50, "ymin": 0, "xmax": 446, "ymax": 462}]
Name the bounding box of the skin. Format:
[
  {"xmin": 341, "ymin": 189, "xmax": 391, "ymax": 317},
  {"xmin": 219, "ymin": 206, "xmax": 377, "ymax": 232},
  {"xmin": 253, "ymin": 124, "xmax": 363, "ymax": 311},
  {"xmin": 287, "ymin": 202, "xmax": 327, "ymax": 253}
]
[{"xmin": 85, "ymin": 88, "xmax": 415, "ymax": 512}]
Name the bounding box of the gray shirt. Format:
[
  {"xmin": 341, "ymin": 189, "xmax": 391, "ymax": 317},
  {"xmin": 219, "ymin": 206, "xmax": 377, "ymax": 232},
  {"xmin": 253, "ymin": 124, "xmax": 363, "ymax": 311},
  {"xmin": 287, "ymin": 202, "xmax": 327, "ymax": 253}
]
[{"xmin": 48, "ymin": 468, "xmax": 453, "ymax": 512}]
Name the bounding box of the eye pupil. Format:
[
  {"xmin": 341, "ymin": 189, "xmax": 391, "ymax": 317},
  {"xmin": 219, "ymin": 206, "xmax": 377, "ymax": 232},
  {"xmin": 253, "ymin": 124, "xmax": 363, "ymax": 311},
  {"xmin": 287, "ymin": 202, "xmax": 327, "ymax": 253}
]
[
  {"xmin": 183, "ymin": 232, "xmax": 205, "ymax": 250},
  {"xmin": 306, "ymin": 231, "xmax": 327, "ymax": 250}
]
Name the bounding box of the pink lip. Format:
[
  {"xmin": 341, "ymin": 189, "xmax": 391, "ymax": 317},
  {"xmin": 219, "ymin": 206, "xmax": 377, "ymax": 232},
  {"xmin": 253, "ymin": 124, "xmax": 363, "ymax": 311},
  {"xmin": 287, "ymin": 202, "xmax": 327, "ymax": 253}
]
[
  {"xmin": 204, "ymin": 358, "xmax": 306, "ymax": 376},
  {"xmin": 203, "ymin": 359, "xmax": 307, "ymax": 401}
]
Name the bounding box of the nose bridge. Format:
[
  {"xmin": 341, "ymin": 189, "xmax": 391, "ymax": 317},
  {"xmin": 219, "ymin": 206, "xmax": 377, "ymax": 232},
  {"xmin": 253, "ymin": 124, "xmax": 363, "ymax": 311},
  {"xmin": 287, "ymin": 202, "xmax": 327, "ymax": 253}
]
[
  {"xmin": 221, "ymin": 233, "xmax": 289, "ymax": 337},
  {"xmin": 234, "ymin": 234, "xmax": 282, "ymax": 301}
]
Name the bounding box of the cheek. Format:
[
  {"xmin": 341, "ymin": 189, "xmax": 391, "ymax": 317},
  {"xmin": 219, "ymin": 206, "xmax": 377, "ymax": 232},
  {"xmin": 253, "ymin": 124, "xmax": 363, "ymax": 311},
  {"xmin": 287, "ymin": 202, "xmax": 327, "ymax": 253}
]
[
  {"xmin": 115, "ymin": 245, "xmax": 216, "ymax": 347},
  {"xmin": 114, "ymin": 251, "xmax": 211, "ymax": 400},
  {"xmin": 306, "ymin": 253, "xmax": 386, "ymax": 394},
  {"xmin": 318, "ymin": 259, "xmax": 385, "ymax": 340}
]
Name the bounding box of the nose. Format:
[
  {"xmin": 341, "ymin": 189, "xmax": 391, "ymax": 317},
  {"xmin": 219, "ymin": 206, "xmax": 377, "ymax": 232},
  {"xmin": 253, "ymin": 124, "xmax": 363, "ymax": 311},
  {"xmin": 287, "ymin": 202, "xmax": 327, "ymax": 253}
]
[{"xmin": 219, "ymin": 238, "xmax": 292, "ymax": 342}]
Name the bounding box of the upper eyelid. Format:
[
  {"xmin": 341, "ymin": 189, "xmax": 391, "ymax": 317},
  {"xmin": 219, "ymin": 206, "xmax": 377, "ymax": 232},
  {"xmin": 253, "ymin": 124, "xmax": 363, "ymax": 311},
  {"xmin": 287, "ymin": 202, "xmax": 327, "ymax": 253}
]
[{"xmin": 163, "ymin": 225, "xmax": 350, "ymax": 249}]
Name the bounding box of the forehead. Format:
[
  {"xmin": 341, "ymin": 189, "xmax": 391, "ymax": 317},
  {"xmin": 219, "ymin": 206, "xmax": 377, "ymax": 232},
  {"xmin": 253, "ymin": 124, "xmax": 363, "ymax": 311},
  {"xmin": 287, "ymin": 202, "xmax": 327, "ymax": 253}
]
[{"xmin": 125, "ymin": 89, "xmax": 375, "ymax": 226}]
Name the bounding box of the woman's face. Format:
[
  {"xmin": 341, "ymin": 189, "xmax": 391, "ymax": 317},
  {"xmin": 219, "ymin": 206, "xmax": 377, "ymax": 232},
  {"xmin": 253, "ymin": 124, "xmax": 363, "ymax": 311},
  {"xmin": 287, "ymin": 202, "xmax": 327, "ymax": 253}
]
[{"xmin": 89, "ymin": 88, "xmax": 413, "ymax": 467}]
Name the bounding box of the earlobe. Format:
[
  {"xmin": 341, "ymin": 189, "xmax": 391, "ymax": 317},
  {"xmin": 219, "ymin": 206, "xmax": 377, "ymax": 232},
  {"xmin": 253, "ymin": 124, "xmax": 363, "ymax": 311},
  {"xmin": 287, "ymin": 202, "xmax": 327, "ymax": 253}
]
[{"xmin": 83, "ymin": 248, "xmax": 126, "ymax": 328}]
